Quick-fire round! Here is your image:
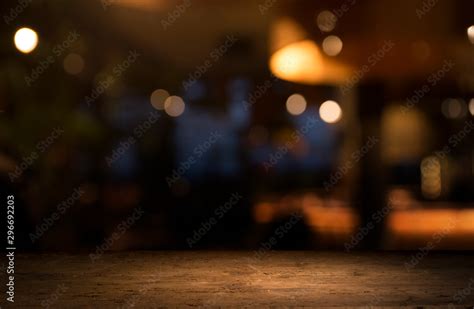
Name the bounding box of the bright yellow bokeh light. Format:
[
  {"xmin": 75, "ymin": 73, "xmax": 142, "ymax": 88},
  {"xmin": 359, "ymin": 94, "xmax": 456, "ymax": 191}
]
[
  {"xmin": 164, "ymin": 95, "xmax": 185, "ymax": 117},
  {"xmin": 319, "ymin": 100, "xmax": 342, "ymax": 123},
  {"xmin": 150, "ymin": 89, "xmax": 170, "ymax": 110},
  {"xmin": 14, "ymin": 27, "xmax": 38, "ymax": 53},
  {"xmin": 286, "ymin": 93, "xmax": 307, "ymax": 115},
  {"xmin": 322, "ymin": 35, "xmax": 343, "ymax": 56}
]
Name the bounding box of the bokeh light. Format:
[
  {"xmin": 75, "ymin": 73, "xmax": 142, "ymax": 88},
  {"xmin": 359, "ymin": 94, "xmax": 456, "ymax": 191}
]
[
  {"xmin": 316, "ymin": 10, "xmax": 337, "ymax": 32},
  {"xmin": 286, "ymin": 93, "xmax": 307, "ymax": 115},
  {"xmin": 421, "ymin": 156, "xmax": 441, "ymax": 199},
  {"xmin": 469, "ymin": 98, "xmax": 474, "ymax": 116},
  {"xmin": 63, "ymin": 53, "xmax": 85, "ymax": 75},
  {"xmin": 381, "ymin": 104, "xmax": 431, "ymax": 163},
  {"xmin": 164, "ymin": 95, "xmax": 185, "ymax": 117},
  {"xmin": 14, "ymin": 27, "xmax": 38, "ymax": 53},
  {"xmin": 441, "ymin": 98, "xmax": 467, "ymax": 119},
  {"xmin": 322, "ymin": 35, "xmax": 343, "ymax": 56},
  {"xmin": 319, "ymin": 100, "xmax": 342, "ymax": 123},
  {"xmin": 467, "ymin": 25, "xmax": 474, "ymax": 44},
  {"xmin": 150, "ymin": 89, "xmax": 170, "ymax": 110}
]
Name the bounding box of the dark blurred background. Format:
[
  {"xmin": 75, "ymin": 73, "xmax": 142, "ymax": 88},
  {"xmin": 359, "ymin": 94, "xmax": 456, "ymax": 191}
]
[{"xmin": 1, "ymin": 0, "xmax": 473, "ymax": 251}]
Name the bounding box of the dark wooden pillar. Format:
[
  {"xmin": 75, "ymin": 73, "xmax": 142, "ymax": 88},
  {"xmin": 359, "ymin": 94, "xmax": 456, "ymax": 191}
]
[{"xmin": 354, "ymin": 82, "xmax": 387, "ymax": 249}]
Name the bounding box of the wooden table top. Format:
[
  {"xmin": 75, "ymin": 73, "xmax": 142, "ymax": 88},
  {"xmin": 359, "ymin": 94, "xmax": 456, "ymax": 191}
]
[{"xmin": 12, "ymin": 251, "xmax": 474, "ymax": 308}]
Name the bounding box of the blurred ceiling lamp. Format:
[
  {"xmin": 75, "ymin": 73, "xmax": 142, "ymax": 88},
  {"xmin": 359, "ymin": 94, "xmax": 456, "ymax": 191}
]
[
  {"xmin": 269, "ymin": 17, "xmax": 350, "ymax": 85},
  {"xmin": 14, "ymin": 27, "xmax": 38, "ymax": 54}
]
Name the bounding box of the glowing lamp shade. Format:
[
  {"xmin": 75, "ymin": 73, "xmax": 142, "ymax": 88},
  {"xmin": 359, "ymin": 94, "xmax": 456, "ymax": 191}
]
[
  {"xmin": 269, "ymin": 18, "xmax": 350, "ymax": 85},
  {"xmin": 319, "ymin": 100, "xmax": 342, "ymax": 123},
  {"xmin": 14, "ymin": 27, "xmax": 38, "ymax": 54}
]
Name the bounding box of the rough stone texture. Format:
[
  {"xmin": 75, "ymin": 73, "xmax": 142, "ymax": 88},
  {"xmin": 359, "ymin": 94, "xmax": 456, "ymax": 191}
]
[{"xmin": 10, "ymin": 251, "xmax": 474, "ymax": 308}]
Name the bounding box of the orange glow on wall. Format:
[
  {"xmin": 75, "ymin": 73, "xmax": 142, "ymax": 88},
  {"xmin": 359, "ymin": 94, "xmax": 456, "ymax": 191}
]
[{"xmin": 388, "ymin": 209, "xmax": 474, "ymax": 236}]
